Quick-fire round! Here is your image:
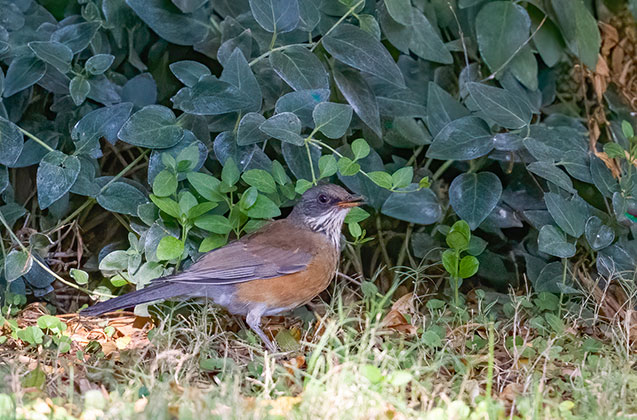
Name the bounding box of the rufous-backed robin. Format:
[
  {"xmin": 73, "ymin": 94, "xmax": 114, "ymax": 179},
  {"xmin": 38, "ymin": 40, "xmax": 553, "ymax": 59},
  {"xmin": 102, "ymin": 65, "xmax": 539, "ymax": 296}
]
[{"xmin": 81, "ymin": 184, "xmax": 363, "ymax": 352}]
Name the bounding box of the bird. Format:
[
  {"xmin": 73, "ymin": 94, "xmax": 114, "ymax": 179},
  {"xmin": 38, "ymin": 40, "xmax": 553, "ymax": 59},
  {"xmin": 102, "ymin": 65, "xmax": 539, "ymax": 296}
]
[{"xmin": 80, "ymin": 183, "xmax": 363, "ymax": 352}]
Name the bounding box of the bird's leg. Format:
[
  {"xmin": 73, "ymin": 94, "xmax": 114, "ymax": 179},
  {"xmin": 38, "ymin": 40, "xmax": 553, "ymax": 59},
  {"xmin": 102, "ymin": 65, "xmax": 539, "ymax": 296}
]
[{"xmin": 246, "ymin": 308, "xmax": 277, "ymax": 353}]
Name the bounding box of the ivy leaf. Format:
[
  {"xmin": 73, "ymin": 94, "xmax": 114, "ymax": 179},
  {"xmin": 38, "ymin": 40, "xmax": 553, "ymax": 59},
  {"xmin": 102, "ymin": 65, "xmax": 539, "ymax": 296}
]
[
  {"xmin": 5, "ymin": 249, "xmax": 32, "ymax": 282},
  {"xmin": 51, "ymin": 21, "xmax": 100, "ymax": 53},
  {"xmin": 169, "ymin": 60, "xmax": 211, "ymax": 87},
  {"xmin": 0, "ymin": 117, "xmax": 23, "ymax": 166},
  {"xmin": 259, "ymin": 112, "xmax": 304, "ymax": 145},
  {"xmin": 127, "ymin": 0, "xmax": 209, "ymax": 46},
  {"xmin": 237, "ymin": 113, "xmax": 268, "ymax": 145},
  {"xmin": 544, "ymin": 192, "xmax": 588, "ymax": 238},
  {"xmin": 427, "ymin": 116, "xmax": 494, "ymax": 160},
  {"xmin": 28, "ymin": 41, "xmax": 73, "ymax": 73},
  {"xmin": 381, "ymin": 186, "xmax": 441, "ymax": 224},
  {"xmin": 334, "ymin": 70, "xmax": 382, "ymax": 136},
  {"xmin": 270, "ymin": 46, "xmax": 329, "ymax": 91},
  {"xmin": 312, "ymin": 102, "xmax": 353, "ymax": 139},
  {"xmin": 584, "ymin": 216, "xmax": 614, "ymax": 251},
  {"xmin": 118, "ymin": 105, "xmax": 184, "ymax": 148},
  {"xmin": 476, "ymin": 2, "xmax": 530, "ymax": 75},
  {"xmin": 85, "ymin": 54, "xmax": 115, "ymax": 75},
  {"xmin": 249, "ymin": 0, "xmax": 300, "ymax": 33},
  {"xmin": 3, "ymin": 55, "xmax": 46, "ymax": 97},
  {"xmin": 550, "ymin": 0, "xmax": 600, "ymax": 69},
  {"xmin": 466, "ymin": 82, "xmax": 532, "ymax": 129},
  {"xmin": 36, "ymin": 151, "xmax": 81, "ymax": 209},
  {"xmin": 69, "ymin": 76, "xmax": 91, "ymax": 106},
  {"xmin": 323, "ymin": 24, "xmax": 405, "ymax": 88},
  {"xmin": 538, "ymin": 225, "xmax": 576, "ymax": 258},
  {"xmin": 97, "ymin": 180, "xmax": 148, "ymax": 216},
  {"xmin": 449, "ymin": 172, "xmax": 502, "ymax": 230}
]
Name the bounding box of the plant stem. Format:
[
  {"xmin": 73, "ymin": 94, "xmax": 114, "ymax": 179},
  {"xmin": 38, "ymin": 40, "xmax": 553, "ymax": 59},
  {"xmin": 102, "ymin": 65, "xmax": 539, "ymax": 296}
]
[
  {"xmin": 310, "ymin": 0, "xmax": 364, "ymax": 52},
  {"xmin": 432, "ymin": 160, "xmax": 454, "ymax": 181},
  {"xmin": 375, "ymin": 215, "xmax": 394, "ymax": 280},
  {"xmin": 17, "ymin": 127, "xmax": 55, "ymax": 153},
  {"xmin": 249, "ymin": 43, "xmax": 316, "ymax": 67},
  {"xmin": 486, "ymin": 322, "xmax": 495, "ymax": 399}
]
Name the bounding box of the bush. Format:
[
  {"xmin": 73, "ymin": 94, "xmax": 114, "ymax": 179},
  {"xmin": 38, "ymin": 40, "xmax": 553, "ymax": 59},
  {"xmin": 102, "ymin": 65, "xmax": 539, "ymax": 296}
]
[{"xmin": 0, "ymin": 0, "xmax": 635, "ymax": 305}]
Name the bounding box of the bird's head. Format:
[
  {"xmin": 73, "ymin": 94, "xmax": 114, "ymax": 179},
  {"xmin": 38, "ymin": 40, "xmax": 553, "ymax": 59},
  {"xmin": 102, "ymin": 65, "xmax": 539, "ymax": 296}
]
[{"xmin": 288, "ymin": 184, "xmax": 363, "ymax": 242}]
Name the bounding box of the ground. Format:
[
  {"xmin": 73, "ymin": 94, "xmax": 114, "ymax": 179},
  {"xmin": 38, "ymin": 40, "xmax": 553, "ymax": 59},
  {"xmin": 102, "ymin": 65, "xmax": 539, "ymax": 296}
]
[{"xmin": 2, "ymin": 266, "xmax": 637, "ymax": 419}]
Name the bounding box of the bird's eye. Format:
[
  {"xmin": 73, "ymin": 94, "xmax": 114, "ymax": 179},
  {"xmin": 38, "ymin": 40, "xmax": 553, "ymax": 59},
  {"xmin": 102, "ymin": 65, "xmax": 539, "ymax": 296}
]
[{"xmin": 318, "ymin": 194, "xmax": 329, "ymax": 204}]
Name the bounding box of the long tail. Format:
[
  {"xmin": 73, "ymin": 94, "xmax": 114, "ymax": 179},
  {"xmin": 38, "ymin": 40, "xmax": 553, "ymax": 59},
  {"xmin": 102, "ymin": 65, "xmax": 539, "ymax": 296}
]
[{"xmin": 80, "ymin": 283, "xmax": 183, "ymax": 316}]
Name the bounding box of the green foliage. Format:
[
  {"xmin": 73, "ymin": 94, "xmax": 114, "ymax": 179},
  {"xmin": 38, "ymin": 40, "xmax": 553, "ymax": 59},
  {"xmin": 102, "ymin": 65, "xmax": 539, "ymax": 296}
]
[
  {"xmin": 0, "ymin": 0, "xmax": 634, "ymax": 304},
  {"xmin": 442, "ymin": 220, "xmax": 482, "ymax": 306}
]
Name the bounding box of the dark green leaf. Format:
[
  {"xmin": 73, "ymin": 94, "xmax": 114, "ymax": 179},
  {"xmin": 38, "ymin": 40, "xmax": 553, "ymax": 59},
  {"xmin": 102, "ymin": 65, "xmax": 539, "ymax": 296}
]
[
  {"xmin": 237, "ymin": 112, "xmax": 268, "ymax": 145},
  {"xmin": 323, "ymin": 24, "xmax": 405, "ymax": 88},
  {"xmin": 527, "ymin": 161, "xmax": 575, "ymax": 193},
  {"xmin": 381, "ymin": 186, "xmax": 441, "ymax": 224},
  {"xmin": 259, "ymin": 112, "xmax": 303, "ymax": 145},
  {"xmin": 384, "ymin": 0, "xmax": 412, "ymax": 25},
  {"xmin": 2, "ymin": 56, "xmax": 46, "ymax": 98},
  {"xmin": 219, "ymin": 49, "xmax": 262, "ymax": 112},
  {"xmin": 283, "ymin": 142, "xmax": 320, "ymax": 181},
  {"xmin": 426, "ymin": 116, "xmax": 494, "ymax": 160},
  {"xmin": 171, "ymin": 76, "xmax": 253, "ymax": 115},
  {"xmin": 169, "ymin": 60, "xmax": 211, "ymax": 87},
  {"xmin": 249, "ymin": 0, "xmax": 299, "ymax": 33},
  {"xmin": 449, "ymin": 172, "xmax": 502, "ymax": 230},
  {"xmin": 333, "ymin": 69, "xmax": 381, "ymax": 136},
  {"xmin": 269, "ymin": 46, "xmax": 329, "ymax": 91},
  {"xmin": 467, "ymin": 82, "xmax": 532, "ymax": 129},
  {"xmin": 476, "ymin": 2, "xmax": 530, "ymax": 74},
  {"xmin": 85, "ymin": 54, "xmax": 115, "ymax": 75},
  {"xmin": 5, "ymin": 250, "xmax": 32, "ymax": 282},
  {"xmin": 118, "ymin": 105, "xmax": 184, "ymax": 148},
  {"xmin": 538, "ymin": 225, "xmax": 575, "ymax": 258},
  {"xmin": 550, "ymin": 0, "xmax": 600, "ymax": 69},
  {"xmin": 590, "ymin": 157, "xmax": 619, "ymax": 198},
  {"xmin": 28, "ymin": 41, "xmax": 73, "ymax": 73},
  {"xmin": 69, "ymin": 76, "xmax": 91, "ymax": 106},
  {"xmin": 410, "ymin": 9, "xmax": 453, "ymax": 64},
  {"xmin": 127, "ymin": 0, "xmax": 209, "ymax": 46},
  {"xmin": 298, "ymin": 0, "xmax": 320, "ymax": 32},
  {"xmin": 544, "ymin": 192, "xmax": 587, "ymax": 238},
  {"xmin": 275, "ymin": 89, "xmax": 330, "ymax": 127},
  {"xmin": 98, "ymin": 180, "xmax": 148, "ymax": 216},
  {"xmin": 36, "ymin": 151, "xmax": 80, "ymax": 209},
  {"xmin": 72, "ymin": 103, "xmax": 133, "ymax": 146},
  {"xmin": 0, "ymin": 117, "xmax": 23, "ymax": 166},
  {"xmin": 51, "ymin": 22, "xmax": 100, "ymax": 53},
  {"xmin": 312, "ymin": 102, "xmax": 352, "ymax": 139},
  {"xmin": 585, "ymin": 216, "xmax": 614, "ymax": 251},
  {"xmin": 426, "ymin": 82, "xmax": 470, "ymax": 136}
]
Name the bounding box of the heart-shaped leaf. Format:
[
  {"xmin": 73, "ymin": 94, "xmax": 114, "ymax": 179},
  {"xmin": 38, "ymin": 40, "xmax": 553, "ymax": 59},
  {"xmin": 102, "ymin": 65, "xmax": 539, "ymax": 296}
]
[
  {"xmin": 584, "ymin": 216, "xmax": 614, "ymax": 251},
  {"xmin": 449, "ymin": 172, "xmax": 502, "ymax": 230},
  {"xmin": 36, "ymin": 151, "xmax": 81, "ymax": 209},
  {"xmin": 538, "ymin": 225, "xmax": 576, "ymax": 258}
]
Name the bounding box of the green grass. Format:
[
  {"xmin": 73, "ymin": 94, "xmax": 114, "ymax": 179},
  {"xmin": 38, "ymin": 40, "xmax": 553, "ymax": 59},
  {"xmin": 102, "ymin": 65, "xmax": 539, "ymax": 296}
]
[{"xmin": 2, "ymin": 268, "xmax": 637, "ymax": 419}]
